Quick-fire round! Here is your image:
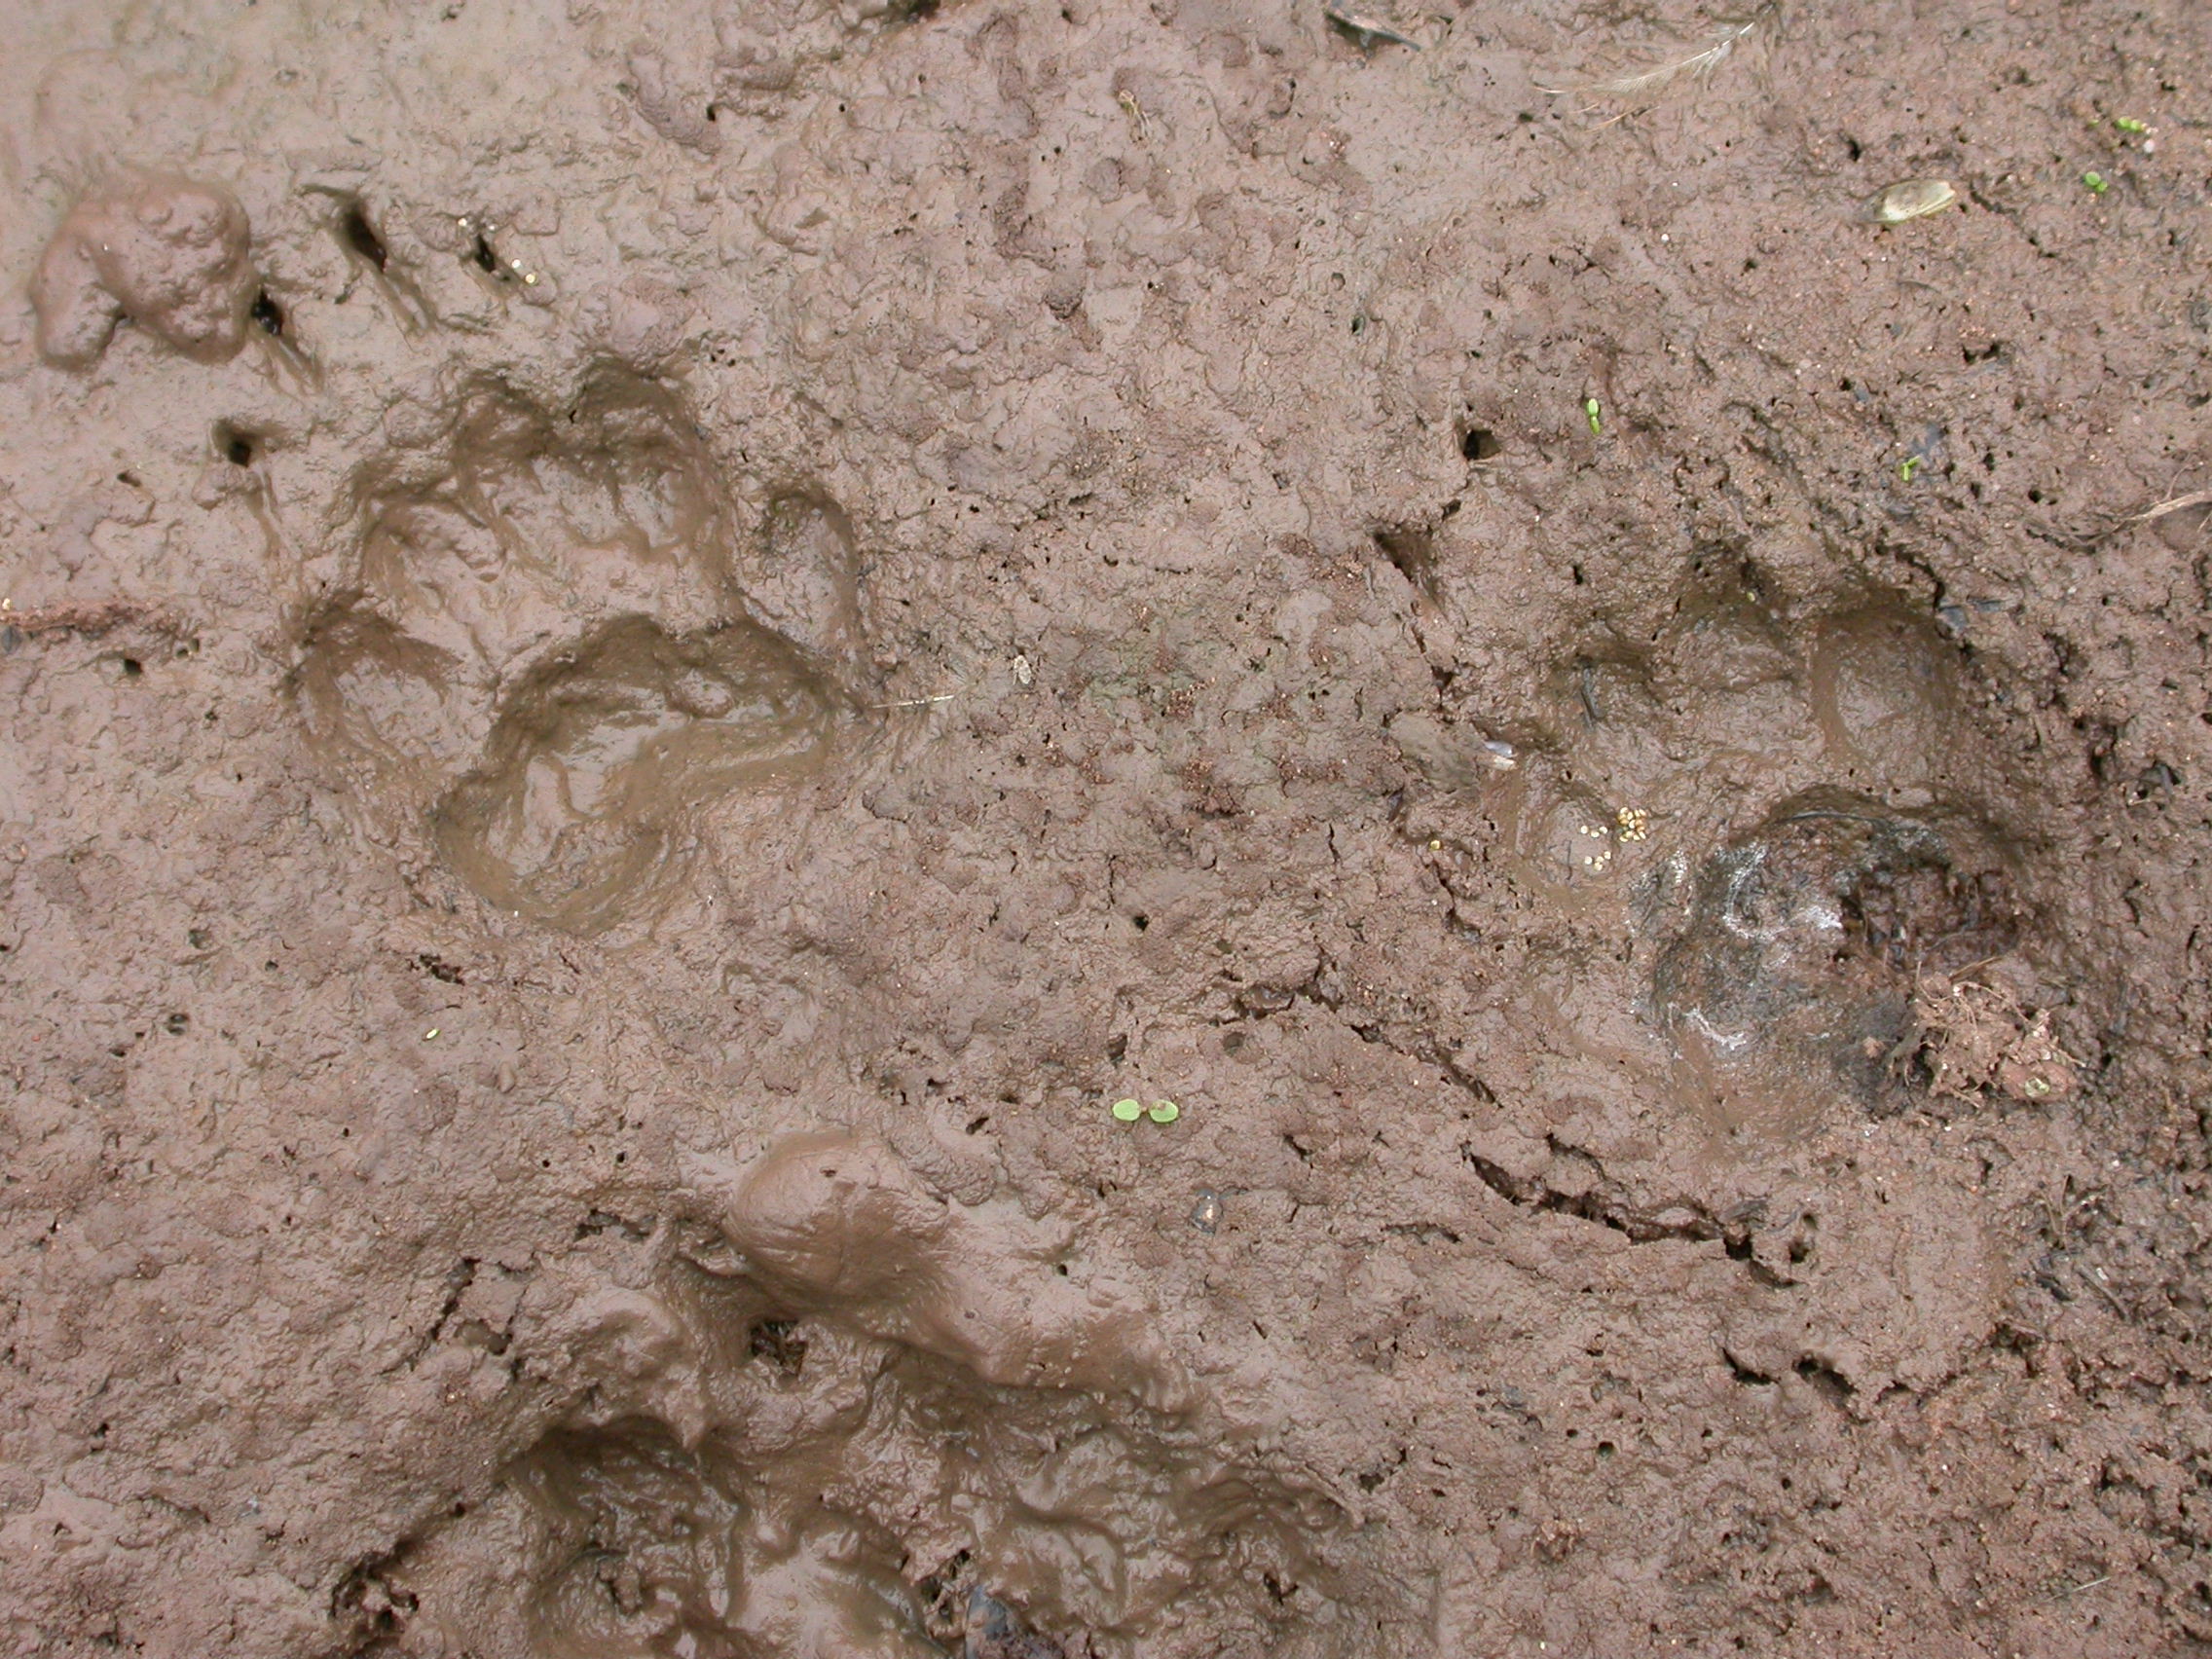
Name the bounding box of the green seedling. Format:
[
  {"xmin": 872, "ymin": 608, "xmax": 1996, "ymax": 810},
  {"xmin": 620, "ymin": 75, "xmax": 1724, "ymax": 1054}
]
[
  {"xmin": 2114, "ymin": 117, "xmax": 2149, "ymax": 133},
  {"xmin": 1583, "ymin": 396, "xmax": 1603, "ymax": 435},
  {"xmin": 1111, "ymin": 1097, "xmax": 1144, "ymax": 1123},
  {"xmin": 1899, "ymin": 456, "xmax": 1922, "ymax": 484},
  {"xmin": 2083, "ymin": 170, "xmax": 2109, "ymax": 195},
  {"xmin": 1147, "ymin": 1100, "xmax": 1181, "ymax": 1124}
]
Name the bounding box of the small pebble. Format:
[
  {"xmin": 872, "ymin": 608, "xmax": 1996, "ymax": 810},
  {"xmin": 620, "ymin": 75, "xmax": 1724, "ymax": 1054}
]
[{"xmin": 1190, "ymin": 1190, "xmax": 1224, "ymax": 1234}]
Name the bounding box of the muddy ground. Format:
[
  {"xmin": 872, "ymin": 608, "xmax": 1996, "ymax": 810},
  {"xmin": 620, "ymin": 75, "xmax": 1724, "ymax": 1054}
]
[{"xmin": 2, "ymin": 0, "xmax": 2210, "ymax": 1653}]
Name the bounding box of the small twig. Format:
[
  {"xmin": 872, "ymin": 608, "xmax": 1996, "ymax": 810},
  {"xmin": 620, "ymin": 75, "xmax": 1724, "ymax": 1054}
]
[
  {"xmin": 1538, "ymin": 8, "xmax": 1772, "ymax": 113},
  {"xmin": 864, "ymin": 691, "xmax": 961, "ymax": 711},
  {"xmin": 1, "ymin": 598, "xmax": 157, "ymax": 637},
  {"xmin": 2059, "ymin": 1575, "xmax": 2110, "ymax": 1597},
  {"xmin": 2077, "ymin": 1263, "xmax": 2133, "ymax": 1321},
  {"xmin": 2125, "ymin": 490, "xmax": 2212, "ymax": 523}
]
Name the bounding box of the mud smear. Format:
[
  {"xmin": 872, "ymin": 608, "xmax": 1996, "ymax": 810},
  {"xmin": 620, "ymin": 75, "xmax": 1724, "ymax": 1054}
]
[{"xmin": 372, "ymin": 1137, "xmax": 1373, "ymax": 1659}]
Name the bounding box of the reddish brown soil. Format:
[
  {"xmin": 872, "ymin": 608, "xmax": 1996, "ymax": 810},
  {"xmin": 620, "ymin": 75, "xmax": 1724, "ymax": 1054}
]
[{"xmin": 4, "ymin": 1, "xmax": 2212, "ymax": 1655}]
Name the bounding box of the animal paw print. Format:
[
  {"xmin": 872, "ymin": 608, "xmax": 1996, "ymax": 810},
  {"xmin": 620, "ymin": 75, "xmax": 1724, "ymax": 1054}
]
[
  {"xmin": 294, "ymin": 367, "xmax": 861, "ymax": 932},
  {"xmin": 348, "ymin": 1135, "xmax": 1359, "ymax": 1658}
]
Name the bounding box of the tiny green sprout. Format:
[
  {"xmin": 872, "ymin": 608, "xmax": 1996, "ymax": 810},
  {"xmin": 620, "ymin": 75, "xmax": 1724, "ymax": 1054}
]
[
  {"xmin": 1147, "ymin": 1100, "xmax": 1181, "ymax": 1124},
  {"xmin": 1583, "ymin": 396, "xmax": 1603, "ymax": 435},
  {"xmin": 2115, "ymin": 116, "xmax": 2149, "ymax": 133},
  {"xmin": 1111, "ymin": 1097, "xmax": 1143, "ymax": 1123},
  {"xmin": 1899, "ymin": 456, "xmax": 1922, "ymax": 484},
  {"xmin": 2083, "ymin": 169, "xmax": 2109, "ymax": 195}
]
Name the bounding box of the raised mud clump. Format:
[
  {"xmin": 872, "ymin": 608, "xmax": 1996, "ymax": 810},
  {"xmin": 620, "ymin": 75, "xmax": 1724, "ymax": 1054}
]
[
  {"xmin": 294, "ymin": 368, "xmax": 861, "ymax": 932},
  {"xmin": 372, "ymin": 1135, "xmax": 1371, "ymax": 1658},
  {"xmin": 31, "ymin": 173, "xmax": 259, "ymax": 367}
]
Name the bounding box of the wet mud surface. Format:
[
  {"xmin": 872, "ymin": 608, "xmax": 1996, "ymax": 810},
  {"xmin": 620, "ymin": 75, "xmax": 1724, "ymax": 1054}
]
[{"xmin": 2, "ymin": 1, "xmax": 2211, "ymax": 1654}]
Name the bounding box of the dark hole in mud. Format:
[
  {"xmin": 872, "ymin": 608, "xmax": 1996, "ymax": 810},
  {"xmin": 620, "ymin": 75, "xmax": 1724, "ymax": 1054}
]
[
  {"xmin": 1794, "ymin": 1356, "xmax": 1855, "ymax": 1403},
  {"xmin": 747, "ymin": 1317, "xmax": 808, "ymax": 1375},
  {"xmin": 340, "ymin": 203, "xmax": 388, "ymax": 270},
  {"xmin": 1834, "ymin": 833, "xmax": 2016, "ymax": 971},
  {"xmin": 1460, "ymin": 426, "xmax": 1501, "ymax": 461},
  {"xmin": 1723, "ymin": 1348, "xmax": 1775, "ymax": 1385},
  {"xmin": 164, "ymin": 1012, "xmax": 188, "ymax": 1035},
  {"xmin": 1372, "ymin": 524, "xmax": 1438, "ymax": 598},
  {"xmin": 470, "ymin": 233, "xmax": 501, "ymax": 276},
  {"xmin": 915, "ymin": 1551, "xmax": 976, "ymax": 1642},
  {"xmin": 333, "ymin": 1552, "xmax": 419, "ymax": 1636},
  {"xmin": 217, "ymin": 424, "xmax": 256, "ymax": 466},
  {"xmin": 120, "ymin": 656, "xmax": 143, "ymax": 678},
  {"xmin": 250, "ymin": 289, "xmax": 283, "ymax": 336}
]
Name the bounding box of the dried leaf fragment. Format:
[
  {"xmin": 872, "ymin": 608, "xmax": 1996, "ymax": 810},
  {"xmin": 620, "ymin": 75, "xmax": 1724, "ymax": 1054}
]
[
  {"xmin": 1862, "ymin": 178, "xmax": 1959, "ymax": 225},
  {"xmin": 1324, "ymin": 5, "xmax": 1420, "ymax": 51}
]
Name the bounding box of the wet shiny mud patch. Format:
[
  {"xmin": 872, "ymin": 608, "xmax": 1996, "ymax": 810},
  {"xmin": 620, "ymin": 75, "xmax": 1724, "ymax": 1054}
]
[
  {"xmin": 1648, "ymin": 790, "xmax": 2025, "ymax": 1131},
  {"xmin": 1414, "ymin": 591, "xmax": 2050, "ymax": 1137},
  {"xmin": 371, "ymin": 1136, "xmax": 1375, "ymax": 1659},
  {"xmin": 291, "ymin": 368, "xmax": 862, "ymax": 932}
]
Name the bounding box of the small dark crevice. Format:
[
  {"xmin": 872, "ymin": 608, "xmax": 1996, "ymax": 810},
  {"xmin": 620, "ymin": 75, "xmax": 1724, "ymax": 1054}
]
[
  {"xmin": 1723, "ymin": 1347, "xmax": 1776, "ymax": 1385},
  {"xmin": 333, "ymin": 1545, "xmax": 420, "ymax": 1637},
  {"xmin": 1383, "ymin": 1221, "xmax": 1462, "ymax": 1244},
  {"xmin": 749, "ymin": 1317, "xmax": 809, "ymax": 1377},
  {"xmin": 574, "ymin": 1209, "xmax": 653, "ymax": 1241},
  {"xmin": 250, "ymin": 289, "xmax": 284, "ymax": 336},
  {"xmin": 341, "ymin": 203, "xmax": 389, "ymax": 270},
  {"xmin": 1458, "ymin": 1144, "xmax": 1722, "ymax": 1245},
  {"xmin": 216, "ymin": 424, "xmax": 257, "ymax": 466},
  {"xmin": 398, "ymin": 1259, "xmax": 477, "ymax": 1370},
  {"xmin": 1371, "ymin": 523, "xmax": 1439, "ymax": 599},
  {"xmin": 1794, "ymin": 1355, "xmax": 1856, "ymax": 1404}
]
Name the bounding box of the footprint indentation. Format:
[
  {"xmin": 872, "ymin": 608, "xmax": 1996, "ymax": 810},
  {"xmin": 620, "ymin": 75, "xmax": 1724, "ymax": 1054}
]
[{"xmin": 294, "ymin": 367, "xmax": 863, "ymax": 932}]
